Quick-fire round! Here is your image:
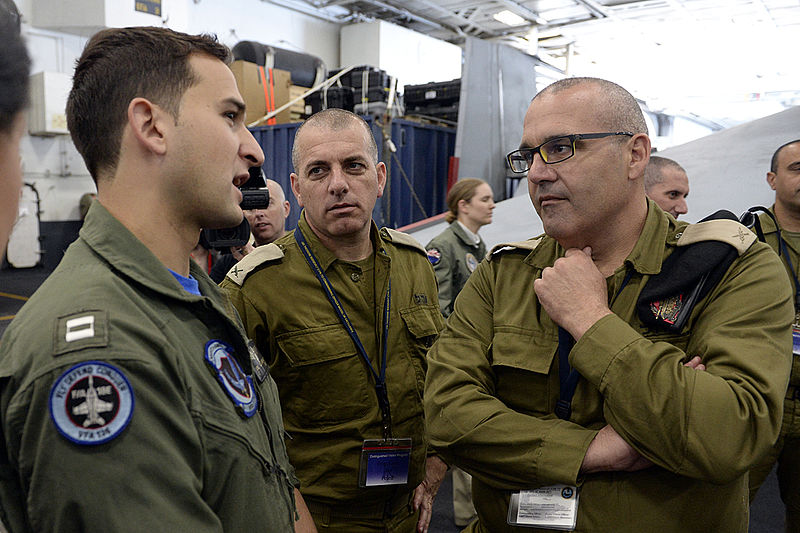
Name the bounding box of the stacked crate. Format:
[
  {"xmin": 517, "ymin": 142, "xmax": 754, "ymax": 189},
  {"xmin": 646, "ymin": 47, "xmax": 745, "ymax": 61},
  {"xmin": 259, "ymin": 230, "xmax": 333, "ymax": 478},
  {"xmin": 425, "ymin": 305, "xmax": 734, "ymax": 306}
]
[{"xmin": 403, "ymin": 78, "xmax": 461, "ymax": 123}]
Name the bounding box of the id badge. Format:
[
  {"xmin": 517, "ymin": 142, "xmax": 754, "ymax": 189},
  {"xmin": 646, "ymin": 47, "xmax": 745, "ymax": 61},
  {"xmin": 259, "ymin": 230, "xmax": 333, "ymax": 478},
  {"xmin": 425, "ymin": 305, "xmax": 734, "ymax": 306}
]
[
  {"xmin": 507, "ymin": 485, "xmax": 578, "ymax": 530},
  {"xmin": 792, "ymin": 325, "xmax": 800, "ymax": 356},
  {"xmin": 358, "ymin": 438, "xmax": 412, "ymax": 487}
]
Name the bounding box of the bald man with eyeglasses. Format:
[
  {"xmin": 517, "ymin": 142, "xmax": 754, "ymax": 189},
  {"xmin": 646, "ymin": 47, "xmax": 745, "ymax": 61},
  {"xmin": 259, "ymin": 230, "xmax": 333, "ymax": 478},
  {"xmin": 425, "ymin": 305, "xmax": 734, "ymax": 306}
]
[{"xmin": 424, "ymin": 77, "xmax": 792, "ymax": 533}]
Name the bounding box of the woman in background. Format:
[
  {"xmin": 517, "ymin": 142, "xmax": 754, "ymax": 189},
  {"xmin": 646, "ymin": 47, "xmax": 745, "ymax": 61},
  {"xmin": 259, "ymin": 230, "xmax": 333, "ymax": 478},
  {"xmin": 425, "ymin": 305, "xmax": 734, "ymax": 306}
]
[{"xmin": 426, "ymin": 178, "xmax": 495, "ymax": 318}]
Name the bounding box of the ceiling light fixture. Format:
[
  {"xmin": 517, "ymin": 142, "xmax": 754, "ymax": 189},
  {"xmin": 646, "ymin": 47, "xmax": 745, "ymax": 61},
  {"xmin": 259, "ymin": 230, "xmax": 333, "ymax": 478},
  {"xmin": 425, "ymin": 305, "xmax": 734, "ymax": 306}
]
[{"xmin": 493, "ymin": 10, "xmax": 526, "ymax": 26}]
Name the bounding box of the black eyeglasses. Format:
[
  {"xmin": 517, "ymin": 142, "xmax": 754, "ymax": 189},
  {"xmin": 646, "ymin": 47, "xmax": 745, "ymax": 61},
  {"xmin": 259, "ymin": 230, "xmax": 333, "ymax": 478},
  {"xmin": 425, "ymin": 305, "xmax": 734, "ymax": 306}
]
[{"xmin": 506, "ymin": 132, "xmax": 634, "ymax": 173}]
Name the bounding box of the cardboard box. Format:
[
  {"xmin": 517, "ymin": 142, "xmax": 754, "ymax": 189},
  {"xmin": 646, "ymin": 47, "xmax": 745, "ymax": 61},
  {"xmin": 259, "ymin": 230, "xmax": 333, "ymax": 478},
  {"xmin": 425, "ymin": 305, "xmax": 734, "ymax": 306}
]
[
  {"xmin": 231, "ymin": 60, "xmax": 292, "ymax": 125},
  {"xmin": 289, "ymin": 84, "xmax": 307, "ymax": 117}
]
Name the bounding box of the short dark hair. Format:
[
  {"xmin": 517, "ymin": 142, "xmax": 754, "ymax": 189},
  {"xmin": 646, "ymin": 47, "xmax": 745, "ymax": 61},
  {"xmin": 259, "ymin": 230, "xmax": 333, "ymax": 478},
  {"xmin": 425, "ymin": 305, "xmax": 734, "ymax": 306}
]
[
  {"xmin": 291, "ymin": 108, "xmax": 378, "ymax": 171},
  {"xmin": 534, "ymin": 77, "xmax": 649, "ymax": 136},
  {"xmin": 771, "ymin": 139, "xmax": 800, "ymax": 173},
  {"xmin": 66, "ymin": 26, "xmax": 230, "ymax": 181},
  {"xmin": 0, "ymin": 0, "xmax": 30, "ymax": 134},
  {"xmin": 644, "ymin": 156, "xmax": 686, "ymax": 191}
]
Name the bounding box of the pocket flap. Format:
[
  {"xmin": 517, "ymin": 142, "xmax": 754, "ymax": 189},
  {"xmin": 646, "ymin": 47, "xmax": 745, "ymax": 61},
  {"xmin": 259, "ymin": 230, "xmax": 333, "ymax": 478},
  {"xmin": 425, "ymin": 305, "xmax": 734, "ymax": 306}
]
[
  {"xmin": 276, "ymin": 325, "xmax": 355, "ymax": 367},
  {"xmin": 491, "ymin": 327, "xmax": 555, "ymax": 374},
  {"xmin": 399, "ymin": 305, "xmax": 443, "ymax": 338}
]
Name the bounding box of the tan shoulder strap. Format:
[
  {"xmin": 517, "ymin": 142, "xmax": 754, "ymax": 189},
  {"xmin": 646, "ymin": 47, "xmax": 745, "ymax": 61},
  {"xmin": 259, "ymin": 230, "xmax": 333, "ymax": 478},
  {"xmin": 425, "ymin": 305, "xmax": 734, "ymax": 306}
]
[
  {"xmin": 225, "ymin": 243, "xmax": 285, "ymax": 286},
  {"xmin": 677, "ymin": 219, "xmax": 755, "ymax": 256}
]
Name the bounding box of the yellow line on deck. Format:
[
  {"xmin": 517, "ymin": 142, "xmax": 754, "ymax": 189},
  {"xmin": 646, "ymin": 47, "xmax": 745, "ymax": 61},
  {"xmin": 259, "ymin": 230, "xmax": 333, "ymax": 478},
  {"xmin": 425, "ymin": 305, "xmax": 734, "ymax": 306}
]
[{"xmin": 0, "ymin": 292, "xmax": 29, "ymax": 302}]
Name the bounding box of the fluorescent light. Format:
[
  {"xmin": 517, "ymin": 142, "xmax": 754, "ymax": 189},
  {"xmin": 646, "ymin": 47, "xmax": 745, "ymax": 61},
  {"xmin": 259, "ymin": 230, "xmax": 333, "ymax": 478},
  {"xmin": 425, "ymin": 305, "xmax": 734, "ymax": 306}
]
[{"xmin": 493, "ymin": 10, "xmax": 526, "ymax": 26}]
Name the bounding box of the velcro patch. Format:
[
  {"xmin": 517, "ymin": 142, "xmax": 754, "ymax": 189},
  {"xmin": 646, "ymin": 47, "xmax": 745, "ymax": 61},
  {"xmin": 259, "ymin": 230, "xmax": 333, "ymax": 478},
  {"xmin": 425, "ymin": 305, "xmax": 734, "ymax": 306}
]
[
  {"xmin": 53, "ymin": 310, "xmax": 109, "ymax": 356},
  {"xmin": 49, "ymin": 361, "xmax": 134, "ymax": 445},
  {"xmin": 204, "ymin": 340, "xmax": 258, "ymax": 417}
]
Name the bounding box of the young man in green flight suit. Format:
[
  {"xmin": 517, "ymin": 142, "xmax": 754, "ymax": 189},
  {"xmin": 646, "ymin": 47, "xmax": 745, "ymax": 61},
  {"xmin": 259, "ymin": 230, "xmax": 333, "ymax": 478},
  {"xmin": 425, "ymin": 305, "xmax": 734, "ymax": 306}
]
[
  {"xmin": 221, "ymin": 108, "xmax": 447, "ymax": 532},
  {"xmin": 0, "ymin": 27, "xmax": 315, "ymax": 532},
  {"xmin": 748, "ymin": 139, "xmax": 800, "ymax": 532},
  {"xmin": 424, "ymin": 77, "xmax": 793, "ymax": 533}
]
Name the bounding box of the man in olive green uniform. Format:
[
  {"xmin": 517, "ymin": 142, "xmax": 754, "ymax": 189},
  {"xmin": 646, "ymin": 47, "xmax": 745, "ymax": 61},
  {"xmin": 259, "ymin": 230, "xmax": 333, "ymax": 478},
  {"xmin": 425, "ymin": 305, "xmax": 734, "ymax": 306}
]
[
  {"xmin": 748, "ymin": 139, "xmax": 800, "ymax": 531},
  {"xmin": 0, "ymin": 27, "xmax": 314, "ymax": 532},
  {"xmin": 424, "ymin": 77, "xmax": 793, "ymax": 533},
  {"xmin": 221, "ymin": 109, "xmax": 447, "ymax": 532}
]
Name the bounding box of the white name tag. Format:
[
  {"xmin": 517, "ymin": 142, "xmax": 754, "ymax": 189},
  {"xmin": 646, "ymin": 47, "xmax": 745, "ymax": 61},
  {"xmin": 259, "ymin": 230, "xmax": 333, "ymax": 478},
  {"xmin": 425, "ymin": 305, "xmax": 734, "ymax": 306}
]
[{"xmin": 507, "ymin": 484, "xmax": 578, "ymax": 530}]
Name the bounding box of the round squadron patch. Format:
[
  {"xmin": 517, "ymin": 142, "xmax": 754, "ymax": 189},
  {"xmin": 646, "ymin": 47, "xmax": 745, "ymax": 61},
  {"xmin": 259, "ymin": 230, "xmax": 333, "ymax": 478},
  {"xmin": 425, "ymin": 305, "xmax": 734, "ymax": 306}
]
[
  {"xmin": 204, "ymin": 340, "xmax": 258, "ymax": 418},
  {"xmin": 426, "ymin": 248, "xmax": 441, "ymax": 265},
  {"xmin": 49, "ymin": 361, "xmax": 134, "ymax": 446},
  {"xmin": 465, "ymin": 252, "xmax": 478, "ymax": 272}
]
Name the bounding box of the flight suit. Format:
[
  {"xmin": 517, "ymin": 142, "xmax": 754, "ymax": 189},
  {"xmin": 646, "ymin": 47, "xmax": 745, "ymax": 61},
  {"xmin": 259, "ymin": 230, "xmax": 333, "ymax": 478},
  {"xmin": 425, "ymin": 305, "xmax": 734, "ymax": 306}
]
[
  {"xmin": 748, "ymin": 208, "xmax": 800, "ymax": 531},
  {"xmin": 426, "ymin": 221, "xmax": 487, "ymax": 318},
  {"xmin": 424, "ymin": 201, "xmax": 793, "ymax": 533},
  {"xmin": 221, "ymin": 213, "xmax": 444, "ymax": 532},
  {"xmin": 0, "ymin": 202, "xmax": 298, "ymax": 532}
]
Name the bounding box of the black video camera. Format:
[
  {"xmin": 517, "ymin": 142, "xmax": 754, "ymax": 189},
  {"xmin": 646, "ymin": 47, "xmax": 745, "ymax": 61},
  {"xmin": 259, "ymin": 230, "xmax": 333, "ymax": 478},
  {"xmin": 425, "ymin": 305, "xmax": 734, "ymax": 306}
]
[{"xmin": 203, "ymin": 166, "xmax": 270, "ymax": 251}]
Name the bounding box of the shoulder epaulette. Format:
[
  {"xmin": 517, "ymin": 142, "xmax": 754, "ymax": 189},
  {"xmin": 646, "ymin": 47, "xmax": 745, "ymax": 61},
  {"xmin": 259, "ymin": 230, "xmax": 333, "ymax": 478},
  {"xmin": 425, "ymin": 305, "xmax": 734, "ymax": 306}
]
[
  {"xmin": 677, "ymin": 219, "xmax": 755, "ymax": 256},
  {"xmin": 381, "ymin": 228, "xmax": 426, "ymax": 255},
  {"xmin": 225, "ymin": 243, "xmax": 284, "ymax": 286},
  {"xmin": 489, "ymin": 237, "xmax": 543, "ymax": 260}
]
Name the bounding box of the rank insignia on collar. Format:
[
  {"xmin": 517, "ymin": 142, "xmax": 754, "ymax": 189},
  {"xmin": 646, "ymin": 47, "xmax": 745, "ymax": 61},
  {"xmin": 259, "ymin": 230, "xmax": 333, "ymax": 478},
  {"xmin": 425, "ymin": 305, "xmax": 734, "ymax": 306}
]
[
  {"xmin": 204, "ymin": 340, "xmax": 258, "ymax": 418},
  {"xmin": 426, "ymin": 248, "xmax": 441, "ymax": 265},
  {"xmin": 649, "ymin": 294, "xmax": 684, "ymax": 325},
  {"xmin": 49, "ymin": 361, "xmax": 134, "ymax": 445}
]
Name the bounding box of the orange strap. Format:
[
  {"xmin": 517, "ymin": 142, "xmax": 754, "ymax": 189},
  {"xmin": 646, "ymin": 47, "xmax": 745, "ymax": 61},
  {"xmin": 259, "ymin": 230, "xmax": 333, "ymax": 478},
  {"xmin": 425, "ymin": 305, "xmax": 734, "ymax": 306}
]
[
  {"xmin": 257, "ymin": 66, "xmax": 277, "ymax": 126},
  {"xmin": 267, "ymin": 68, "xmax": 277, "ymax": 125}
]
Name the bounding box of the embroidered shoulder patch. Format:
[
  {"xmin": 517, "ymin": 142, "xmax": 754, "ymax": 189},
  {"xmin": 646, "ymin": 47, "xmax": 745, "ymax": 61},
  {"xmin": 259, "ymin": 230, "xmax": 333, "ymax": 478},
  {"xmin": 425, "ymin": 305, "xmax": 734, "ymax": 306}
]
[
  {"xmin": 49, "ymin": 361, "xmax": 134, "ymax": 445},
  {"xmin": 204, "ymin": 340, "xmax": 258, "ymax": 417},
  {"xmin": 427, "ymin": 248, "xmax": 441, "ymax": 265}
]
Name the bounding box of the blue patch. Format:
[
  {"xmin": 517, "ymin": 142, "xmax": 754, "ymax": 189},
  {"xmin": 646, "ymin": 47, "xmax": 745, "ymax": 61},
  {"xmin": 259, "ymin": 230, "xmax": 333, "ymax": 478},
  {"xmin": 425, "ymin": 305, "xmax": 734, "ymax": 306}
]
[
  {"xmin": 427, "ymin": 248, "xmax": 441, "ymax": 265},
  {"xmin": 49, "ymin": 361, "xmax": 134, "ymax": 445},
  {"xmin": 204, "ymin": 340, "xmax": 258, "ymax": 418}
]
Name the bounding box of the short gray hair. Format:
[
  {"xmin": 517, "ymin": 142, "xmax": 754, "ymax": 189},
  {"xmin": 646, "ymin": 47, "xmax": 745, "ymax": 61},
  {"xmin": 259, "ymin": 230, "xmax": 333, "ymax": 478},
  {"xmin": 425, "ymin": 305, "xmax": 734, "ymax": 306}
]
[{"xmin": 291, "ymin": 108, "xmax": 378, "ymax": 171}]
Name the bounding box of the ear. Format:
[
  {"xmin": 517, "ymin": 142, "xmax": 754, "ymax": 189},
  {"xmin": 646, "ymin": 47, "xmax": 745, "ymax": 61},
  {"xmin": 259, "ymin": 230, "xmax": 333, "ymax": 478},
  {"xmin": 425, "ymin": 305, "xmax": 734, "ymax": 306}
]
[
  {"xmin": 457, "ymin": 198, "xmax": 469, "ymax": 213},
  {"xmin": 766, "ymin": 171, "xmax": 777, "ymax": 190},
  {"xmin": 283, "ymin": 200, "xmax": 291, "ymax": 218},
  {"xmin": 290, "ymin": 173, "xmax": 304, "ymax": 207},
  {"xmin": 127, "ymin": 98, "xmax": 168, "ymax": 156},
  {"xmin": 628, "ymin": 134, "xmax": 651, "ymax": 181},
  {"xmin": 375, "ymin": 161, "xmax": 387, "ymax": 198}
]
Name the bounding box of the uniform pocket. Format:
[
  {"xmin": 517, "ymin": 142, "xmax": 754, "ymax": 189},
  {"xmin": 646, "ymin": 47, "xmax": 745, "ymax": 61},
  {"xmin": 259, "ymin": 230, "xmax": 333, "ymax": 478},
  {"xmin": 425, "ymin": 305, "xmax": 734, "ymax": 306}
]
[
  {"xmin": 276, "ymin": 325, "xmax": 371, "ymax": 426},
  {"xmin": 399, "ymin": 304, "xmax": 443, "ymax": 347},
  {"xmin": 490, "ymin": 327, "xmax": 556, "ymax": 416}
]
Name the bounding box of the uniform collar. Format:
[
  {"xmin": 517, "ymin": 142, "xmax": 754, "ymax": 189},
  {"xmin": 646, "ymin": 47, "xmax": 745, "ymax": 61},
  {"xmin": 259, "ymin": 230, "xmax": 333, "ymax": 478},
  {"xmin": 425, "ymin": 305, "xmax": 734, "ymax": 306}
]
[
  {"xmin": 296, "ymin": 210, "xmax": 384, "ymax": 271},
  {"xmin": 80, "ymin": 200, "xmax": 226, "ymax": 305},
  {"xmin": 757, "ymin": 205, "xmax": 780, "ymax": 235},
  {"xmin": 453, "ymin": 221, "xmax": 481, "ymax": 247},
  {"xmin": 527, "ymin": 198, "xmax": 681, "ymax": 276}
]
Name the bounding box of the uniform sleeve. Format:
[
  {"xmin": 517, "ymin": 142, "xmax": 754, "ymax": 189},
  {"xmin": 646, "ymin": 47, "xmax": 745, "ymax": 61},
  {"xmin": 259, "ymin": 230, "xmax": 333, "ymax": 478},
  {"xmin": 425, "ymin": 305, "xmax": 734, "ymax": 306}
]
[
  {"xmin": 424, "ymin": 259, "xmax": 598, "ymax": 490},
  {"xmin": 220, "ymin": 281, "xmax": 275, "ymax": 366},
  {"xmin": 571, "ymin": 242, "xmax": 793, "ymax": 483},
  {"xmin": 1, "ymin": 354, "xmax": 223, "ymax": 533},
  {"xmin": 428, "ymin": 239, "xmax": 456, "ymax": 318}
]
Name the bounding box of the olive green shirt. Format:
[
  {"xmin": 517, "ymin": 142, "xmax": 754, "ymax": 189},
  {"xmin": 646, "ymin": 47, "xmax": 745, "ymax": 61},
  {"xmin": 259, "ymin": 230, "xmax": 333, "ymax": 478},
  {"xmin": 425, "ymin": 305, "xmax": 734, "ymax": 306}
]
[
  {"xmin": 0, "ymin": 202, "xmax": 298, "ymax": 532},
  {"xmin": 221, "ymin": 213, "xmax": 444, "ymax": 506},
  {"xmin": 424, "ymin": 201, "xmax": 793, "ymax": 532},
  {"xmin": 426, "ymin": 222, "xmax": 487, "ymax": 317},
  {"xmin": 758, "ymin": 207, "xmax": 800, "ymax": 386}
]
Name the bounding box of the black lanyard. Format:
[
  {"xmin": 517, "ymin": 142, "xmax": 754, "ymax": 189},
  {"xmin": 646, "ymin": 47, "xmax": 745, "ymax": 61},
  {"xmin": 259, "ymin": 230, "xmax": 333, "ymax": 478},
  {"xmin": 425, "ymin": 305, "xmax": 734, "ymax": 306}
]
[
  {"xmin": 555, "ymin": 270, "xmax": 633, "ymax": 421},
  {"xmin": 778, "ymin": 236, "xmax": 800, "ymax": 312},
  {"xmin": 294, "ymin": 228, "xmax": 394, "ymax": 438}
]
